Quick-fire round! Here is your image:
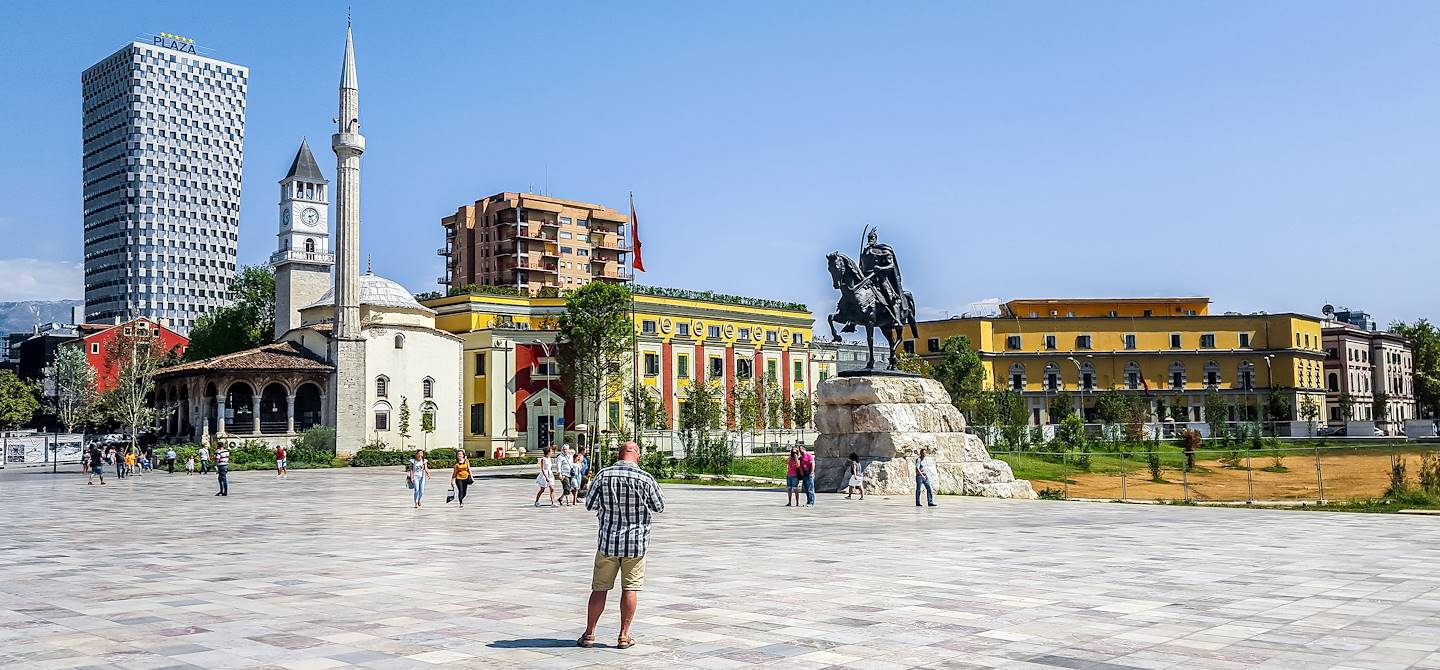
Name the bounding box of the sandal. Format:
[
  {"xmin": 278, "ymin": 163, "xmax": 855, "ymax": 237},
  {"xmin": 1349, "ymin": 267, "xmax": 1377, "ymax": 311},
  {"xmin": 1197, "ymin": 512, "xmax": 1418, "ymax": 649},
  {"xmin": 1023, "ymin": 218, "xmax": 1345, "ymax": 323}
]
[
  {"xmin": 616, "ymin": 635, "xmax": 634, "ymax": 649},
  {"xmin": 576, "ymin": 633, "xmax": 595, "ymax": 648}
]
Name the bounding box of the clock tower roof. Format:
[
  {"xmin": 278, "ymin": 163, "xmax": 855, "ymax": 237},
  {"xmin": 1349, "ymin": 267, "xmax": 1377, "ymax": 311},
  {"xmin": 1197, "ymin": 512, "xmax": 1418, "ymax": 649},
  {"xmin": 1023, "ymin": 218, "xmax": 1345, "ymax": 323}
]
[{"xmin": 281, "ymin": 139, "xmax": 329, "ymax": 184}]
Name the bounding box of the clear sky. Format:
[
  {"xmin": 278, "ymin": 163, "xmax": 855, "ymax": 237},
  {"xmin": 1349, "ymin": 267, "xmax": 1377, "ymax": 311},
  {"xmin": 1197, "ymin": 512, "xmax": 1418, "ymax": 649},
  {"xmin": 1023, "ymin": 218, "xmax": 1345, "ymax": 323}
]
[{"xmin": 2, "ymin": 1, "xmax": 1438, "ymax": 326}]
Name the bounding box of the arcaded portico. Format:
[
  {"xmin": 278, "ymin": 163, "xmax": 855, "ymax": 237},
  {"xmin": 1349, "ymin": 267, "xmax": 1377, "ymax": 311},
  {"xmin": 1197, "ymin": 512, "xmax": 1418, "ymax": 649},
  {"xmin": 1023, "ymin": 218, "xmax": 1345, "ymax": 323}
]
[{"xmin": 153, "ymin": 341, "xmax": 334, "ymax": 442}]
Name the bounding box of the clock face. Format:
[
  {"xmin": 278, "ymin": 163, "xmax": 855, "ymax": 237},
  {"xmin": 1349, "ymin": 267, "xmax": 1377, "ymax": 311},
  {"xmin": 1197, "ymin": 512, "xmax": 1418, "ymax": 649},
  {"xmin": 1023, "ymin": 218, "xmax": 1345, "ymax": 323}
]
[{"xmin": 301, "ymin": 207, "xmax": 320, "ymax": 226}]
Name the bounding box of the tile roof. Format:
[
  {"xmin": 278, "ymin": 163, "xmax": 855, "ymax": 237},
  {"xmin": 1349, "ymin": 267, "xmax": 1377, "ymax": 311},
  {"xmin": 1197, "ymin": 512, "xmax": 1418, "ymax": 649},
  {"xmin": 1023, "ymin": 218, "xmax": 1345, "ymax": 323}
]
[{"xmin": 155, "ymin": 341, "xmax": 333, "ymax": 378}]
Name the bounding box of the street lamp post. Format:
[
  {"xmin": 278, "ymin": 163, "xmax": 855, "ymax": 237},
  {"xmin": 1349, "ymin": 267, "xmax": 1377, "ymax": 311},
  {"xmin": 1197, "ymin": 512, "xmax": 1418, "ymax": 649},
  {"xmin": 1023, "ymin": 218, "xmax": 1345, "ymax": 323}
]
[
  {"xmin": 1067, "ymin": 355, "xmax": 1094, "ymax": 425},
  {"xmin": 1263, "ymin": 354, "xmax": 1274, "ymax": 437}
]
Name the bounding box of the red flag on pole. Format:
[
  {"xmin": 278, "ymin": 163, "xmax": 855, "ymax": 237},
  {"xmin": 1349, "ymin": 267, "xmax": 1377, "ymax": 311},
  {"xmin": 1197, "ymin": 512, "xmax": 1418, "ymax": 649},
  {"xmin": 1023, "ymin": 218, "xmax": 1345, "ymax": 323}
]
[{"xmin": 629, "ymin": 192, "xmax": 645, "ymax": 273}]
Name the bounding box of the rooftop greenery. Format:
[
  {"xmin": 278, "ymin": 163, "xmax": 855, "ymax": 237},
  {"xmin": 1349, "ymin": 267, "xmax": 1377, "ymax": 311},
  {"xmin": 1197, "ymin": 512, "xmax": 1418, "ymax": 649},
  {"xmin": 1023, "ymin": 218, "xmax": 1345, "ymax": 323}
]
[{"xmin": 632, "ymin": 285, "xmax": 808, "ymax": 312}]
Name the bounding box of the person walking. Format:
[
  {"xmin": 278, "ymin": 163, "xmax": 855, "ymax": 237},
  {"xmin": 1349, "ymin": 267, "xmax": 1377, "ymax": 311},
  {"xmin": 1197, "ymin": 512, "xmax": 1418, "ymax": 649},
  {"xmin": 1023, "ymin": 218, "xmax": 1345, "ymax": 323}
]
[
  {"xmin": 199, "ymin": 445, "xmax": 211, "ymax": 474},
  {"xmin": 570, "ymin": 451, "xmax": 586, "ymax": 505},
  {"xmin": 124, "ymin": 449, "xmax": 137, "ymax": 478},
  {"xmin": 215, "ymin": 444, "xmax": 230, "ymax": 497},
  {"xmin": 785, "ymin": 449, "xmax": 800, "ymax": 507},
  {"xmin": 451, "ymin": 451, "xmax": 473, "ymax": 508},
  {"xmin": 915, "ymin": 448, "xmax": 936, "ymax": 507},
  {"xmin": 165, "ymin": 447, "xmax": 177, "ymax": 474},
  {"xmin": 557, "ymin": 445, "xmax": 575, "ymax": 506},
  {"xmin": 109, "ymin": 446, "xmax": 124, "ymax": 479},
  {"xmin": 799, "ymin": 446, "xmax": 816, "ymax": 507},
  {"xmin": 844, "ymin": 452, "xmax": 865, "ymax": 500},
  {"xmin": 87, "ymin": 444, "xmax": 106, "ymax": 485},
  {"xmin": 186, "ymin": 455, "xmax": 195, "ymax": 475},
  {"xmin": 275, "ymin": 444, "xmax": 288, "ymax": 480},
  {"xmin": 535, "ymin": 447, "xmax": 557, "ymax": 507},
  {"xmin": 578, "ymin": 441, "xmax": 665, "ymax": 650},
  {"xmin": 574, "ymin": 446, "xmax": 590, "ymax": 501},
  {"xmin": 409, "ymin": 450, "xmax": 430, "ymax": 509}
]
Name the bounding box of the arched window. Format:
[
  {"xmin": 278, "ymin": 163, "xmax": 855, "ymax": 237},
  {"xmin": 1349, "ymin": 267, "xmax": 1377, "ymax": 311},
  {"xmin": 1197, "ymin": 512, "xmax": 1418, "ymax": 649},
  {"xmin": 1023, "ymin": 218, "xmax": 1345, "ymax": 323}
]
[
  {"xmin": 1043, "ymin": 363, "xmax": 1061, "ymax": 391},
  {"xmin": 1238, "ymin": 361, "xmax": 1256, "ymax": 390},
  {"xmin": 394, "ymin": 333, "xmax": 405, "ymax": 349},
  {"xmin": 1008, "ymin": 363, "xmax": 1027, "ymax": 391},
  {"xmin": 373, "ymin": 401, "xmax": 392, "ymax": 431},
  {"xmin": 1203, "ymin": 361, "xmax": 1221, "ymax": 388},
  {"xmin": 1124, "ymin": 362, "xmax": 1142, "ymax": 390},
  {"xmin": 421, "ymin": 401, "xmax": 437, "ymax": 432},
  {"xmin": 304, "ymin": 238, "xmax": 315, "ymax": 253},
  {"xmin": 422, "ymin": 377, "xmax": 434, "ymax": 399},
  {"xmin": 376, "ymin": 375, "xmax": 389, "ymax": 398},
  {"xmin": 1079, "ymin": 362, "xmax": 1096, "ymax": 391},
  {"xmin": 1169, "ymin": 361, "xmax": 1186, "ymax": 390}
]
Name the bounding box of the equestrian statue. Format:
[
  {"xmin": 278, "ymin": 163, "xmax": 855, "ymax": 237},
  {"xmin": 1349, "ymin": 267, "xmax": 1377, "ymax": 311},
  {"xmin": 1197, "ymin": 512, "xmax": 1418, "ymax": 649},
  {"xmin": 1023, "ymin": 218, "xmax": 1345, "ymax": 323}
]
[{"xmin": 826, "ymin": 226, "xmax": 918, "ymax": 372}]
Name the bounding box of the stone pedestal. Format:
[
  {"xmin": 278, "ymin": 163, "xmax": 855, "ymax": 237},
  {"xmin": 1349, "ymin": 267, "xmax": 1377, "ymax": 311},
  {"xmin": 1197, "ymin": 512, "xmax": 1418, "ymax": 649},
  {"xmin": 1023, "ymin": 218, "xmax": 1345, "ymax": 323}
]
[{"xmin": 813, "ymin": 375, "xmax": 1035, "ymax": 499}]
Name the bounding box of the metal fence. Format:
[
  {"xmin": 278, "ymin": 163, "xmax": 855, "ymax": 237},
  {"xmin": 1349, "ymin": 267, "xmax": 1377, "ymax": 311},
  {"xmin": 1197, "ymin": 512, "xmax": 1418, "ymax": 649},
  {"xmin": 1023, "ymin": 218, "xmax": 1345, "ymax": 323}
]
[
  {"xmin": 637, "ymin": 428, "xmax": 816, "ymax": 459},
  {"xmin": 986, "ymin": 442, "xmax": 1440, "ymax": 504}
]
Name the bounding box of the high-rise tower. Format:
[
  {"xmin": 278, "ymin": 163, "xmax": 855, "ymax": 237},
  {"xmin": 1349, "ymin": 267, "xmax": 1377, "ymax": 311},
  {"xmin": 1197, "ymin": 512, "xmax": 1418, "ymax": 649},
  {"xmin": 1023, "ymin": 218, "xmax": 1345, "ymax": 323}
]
[
  {"xmin": 80, "ymin": 36, "xmax": 248, "ymax": 332},
  {"xmin": 330, "ymin": 22, "xmax": 367, "ymax": 455},
  {"xmin": 271, "ymin": 140, "xmax": 334, "ymax": 339}
]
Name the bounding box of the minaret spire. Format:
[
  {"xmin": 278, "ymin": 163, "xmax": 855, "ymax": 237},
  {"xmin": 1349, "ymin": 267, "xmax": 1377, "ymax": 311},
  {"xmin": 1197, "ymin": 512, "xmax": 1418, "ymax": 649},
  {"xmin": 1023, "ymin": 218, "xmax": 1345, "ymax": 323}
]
[{"xmin": 330, "ymin": 18, "xmax": 367, "ymax": 457}]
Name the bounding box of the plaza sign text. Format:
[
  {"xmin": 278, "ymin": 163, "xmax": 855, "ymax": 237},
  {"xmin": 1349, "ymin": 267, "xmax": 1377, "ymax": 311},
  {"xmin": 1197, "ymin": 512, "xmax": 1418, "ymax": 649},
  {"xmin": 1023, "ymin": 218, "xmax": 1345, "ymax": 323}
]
[{"xmin": 153, "ymin": 32, "xmax": 196, "ymax": 54}]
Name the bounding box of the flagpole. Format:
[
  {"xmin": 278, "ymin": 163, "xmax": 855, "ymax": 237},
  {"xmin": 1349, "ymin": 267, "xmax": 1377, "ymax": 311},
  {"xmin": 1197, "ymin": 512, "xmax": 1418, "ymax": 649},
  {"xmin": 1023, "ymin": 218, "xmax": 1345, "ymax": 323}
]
[{"xmin": 629, "ymin": 191, "xmax": 641, "ymax": 445}]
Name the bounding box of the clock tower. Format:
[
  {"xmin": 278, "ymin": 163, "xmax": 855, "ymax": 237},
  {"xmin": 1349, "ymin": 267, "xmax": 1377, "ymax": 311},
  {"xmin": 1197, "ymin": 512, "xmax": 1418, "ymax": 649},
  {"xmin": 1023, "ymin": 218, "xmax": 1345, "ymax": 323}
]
[{"xmin": 270, "ymin": 139, "xmax": 335, "ymax": 339}]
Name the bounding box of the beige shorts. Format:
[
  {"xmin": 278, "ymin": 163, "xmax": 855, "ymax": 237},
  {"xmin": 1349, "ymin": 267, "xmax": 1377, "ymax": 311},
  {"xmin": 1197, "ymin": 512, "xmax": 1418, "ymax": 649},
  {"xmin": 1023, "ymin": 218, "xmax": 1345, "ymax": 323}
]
[{"xmin": 590, "ymin": 551, "xmax": 646, "ymax": 592}]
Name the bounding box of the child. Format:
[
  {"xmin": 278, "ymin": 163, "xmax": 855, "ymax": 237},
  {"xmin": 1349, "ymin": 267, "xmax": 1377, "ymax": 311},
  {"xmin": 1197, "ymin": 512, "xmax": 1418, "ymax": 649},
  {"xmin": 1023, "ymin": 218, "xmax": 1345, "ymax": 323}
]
[{"xmin": 186, "ymin": 455, "xmax": 196, "ymax": 475}]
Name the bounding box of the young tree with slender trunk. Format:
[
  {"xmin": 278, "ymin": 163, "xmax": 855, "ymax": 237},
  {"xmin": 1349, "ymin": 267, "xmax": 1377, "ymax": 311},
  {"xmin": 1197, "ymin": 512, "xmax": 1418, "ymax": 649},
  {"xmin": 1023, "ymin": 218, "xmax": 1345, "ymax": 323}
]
[
  {"xmin": 51, "ymin": 344, "xmax": 96, "ymax": 433},
  {"xmin": 98, "ymin": 329, "xmax": 172, "ymax": 452},
  {"xmin": 557, "ymin": 282, "xmax": 633, "ymax": 460}
]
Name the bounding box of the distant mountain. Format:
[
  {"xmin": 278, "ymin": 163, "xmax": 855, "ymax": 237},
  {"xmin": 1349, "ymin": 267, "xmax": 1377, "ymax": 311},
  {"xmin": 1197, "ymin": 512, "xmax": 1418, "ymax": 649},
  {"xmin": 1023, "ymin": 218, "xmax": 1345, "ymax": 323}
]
[{"xmin": 0, "ymin": 300, "xmax": 84, "ymax": 335}]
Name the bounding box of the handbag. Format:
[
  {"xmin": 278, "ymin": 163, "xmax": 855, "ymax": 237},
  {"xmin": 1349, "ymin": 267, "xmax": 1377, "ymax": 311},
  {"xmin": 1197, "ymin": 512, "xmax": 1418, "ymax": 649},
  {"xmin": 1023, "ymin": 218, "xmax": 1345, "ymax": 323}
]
[{"xmin": 445, "ymin": 485, "xmax": 456, "ymax": 503}]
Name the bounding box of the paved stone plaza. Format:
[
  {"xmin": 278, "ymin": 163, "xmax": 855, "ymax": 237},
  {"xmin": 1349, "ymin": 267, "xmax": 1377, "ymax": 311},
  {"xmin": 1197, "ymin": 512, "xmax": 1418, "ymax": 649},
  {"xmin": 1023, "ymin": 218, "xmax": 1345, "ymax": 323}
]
[{"xmin": 2, "ymin": 467, "xmax": 1439, "ymax": 670}]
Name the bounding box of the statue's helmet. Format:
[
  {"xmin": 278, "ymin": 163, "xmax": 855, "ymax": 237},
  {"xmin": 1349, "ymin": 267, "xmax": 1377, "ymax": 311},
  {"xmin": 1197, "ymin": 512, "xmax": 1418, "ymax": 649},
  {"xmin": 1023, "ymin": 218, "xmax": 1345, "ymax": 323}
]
[{"xmin": 866, "ymin": 227, "xmax": 879, "ymax": 244}]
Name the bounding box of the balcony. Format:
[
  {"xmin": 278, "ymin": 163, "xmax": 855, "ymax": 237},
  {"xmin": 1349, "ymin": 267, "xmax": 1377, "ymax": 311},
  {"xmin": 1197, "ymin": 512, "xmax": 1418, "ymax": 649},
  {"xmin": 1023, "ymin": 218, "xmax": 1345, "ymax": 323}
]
[
  {"xmin": 437, "ymin": 276, "xmax": 450, "ymax": 285},
  {"xmin": 593, "ymin": 266, "xmax": 634, "ymax": 281},
  {"xmin": 269, "ymin": 249, "xmax": 335, "ymax": 265},
  {"xmin": 515, "ymin": 258, "xmax": 558, "ymax": 274},
  {"xmin": 436, "ymin": 247, "xmax": 450, "ymax": 257},
  {"xmin": 592, "ymin": 234, "xmax": 632, "ymax": 251},
  {"xmin": 539, "ymin": 245, "xmax": 559, "ymax": 258}
]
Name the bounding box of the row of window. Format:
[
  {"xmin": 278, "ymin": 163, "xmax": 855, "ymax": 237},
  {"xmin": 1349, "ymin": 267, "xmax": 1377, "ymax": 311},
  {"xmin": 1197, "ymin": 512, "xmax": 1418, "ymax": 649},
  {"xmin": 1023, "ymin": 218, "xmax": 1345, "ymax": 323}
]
[
  {"xmin": 375, "ymin": 374, "xmax": 435, "ymax": 400},
  {"xmin": 639, "ymin": 352, "xmax": 808, "ymax": 383},
  {"xmin": 1008, "ymin": 360, "xmax": 1272, "ymax": 392}
]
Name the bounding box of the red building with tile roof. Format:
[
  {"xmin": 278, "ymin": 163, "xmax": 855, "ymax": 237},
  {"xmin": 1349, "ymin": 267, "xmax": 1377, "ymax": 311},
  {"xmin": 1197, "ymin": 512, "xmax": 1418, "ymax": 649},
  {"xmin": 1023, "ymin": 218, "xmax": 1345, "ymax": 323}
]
[{"xmin": 75, "ymin": 318, "xmax": 189, "ymax": 393}]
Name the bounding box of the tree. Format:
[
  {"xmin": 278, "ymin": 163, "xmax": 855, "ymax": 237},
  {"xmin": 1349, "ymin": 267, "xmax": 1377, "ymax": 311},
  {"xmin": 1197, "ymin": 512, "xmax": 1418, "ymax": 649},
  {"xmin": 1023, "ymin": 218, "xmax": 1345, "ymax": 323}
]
[
  {"xmin": 791, "ymin": 391, "xmax": 814, "ymax": 428},
  {"xmin": 627, "ymin": 384, "xmax": 668, "ymax": 430},
  {"xmin": 1299, "ymin": 395, "xmax": 1321, "ymax": 435},
  {"xmin": 992, "ymin": 389, "xmax": 1030, "ymax": 446},
  {"xmin": 736, "ymin": 380, "xmax": 763, "ymax": 431},
  {"xmin": 98, "ymin": 329, "xmax": 169, "ymax": 451},
  {"xmin": 678, "ymin": 380, "xmax": 729, "ymax": 474},
  {"xmin": 1203, "ymin": 388, "xmax": 1229, "ymax": 438},
  {"xmin": 186, "ymin": 265, "xmax": 276, "ymax": 361},
  {"xmin": 1264, "ymin": 389, "xmax": 1293, "ymax": 422},
  {"xmin": 398, "ymin": 396, "xmax": 411, "ymax": 448},
  {"xmin": 896, "ymin": 352, "xmax": 932, "ymax": 376},
  {"xmin": 930, "ymin": 336, "xmax": 985, "ymax": 407},
  {"xmin": 1047, "ymin": 390, "xmax": 1073, "ymax": 423},
  {"xmin": 557, "ymin": 282, "xmax": 633, "ymax": 454},
  {"xmin": 0, "ymin": 370, "xmax": 39, "ymax": 430},
  {"xmin": 1390, "ymin": 320, "xmax": 1440, "ymax": 418},
  {"xmin": 420, "ymin": 405, "xmax": 435, "ymax": 449},
  {"xmin": 51, "ymin": 344, "xmax": 96, "ymax": 433},
  {"xmin": 1372, "ymin": 391, "xmax": 1390, "ymax": 424},
  {"xmin": 1338, "ymin": 392, "xmax": 1355, "ymax": 420}
]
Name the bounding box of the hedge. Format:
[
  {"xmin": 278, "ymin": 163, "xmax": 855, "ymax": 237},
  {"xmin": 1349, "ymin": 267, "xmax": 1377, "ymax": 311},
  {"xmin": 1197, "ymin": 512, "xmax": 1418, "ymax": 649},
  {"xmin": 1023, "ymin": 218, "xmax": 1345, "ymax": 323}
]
[{"xmin": 349, "ymin": 449, "xmax": 535, "ymax": 469}]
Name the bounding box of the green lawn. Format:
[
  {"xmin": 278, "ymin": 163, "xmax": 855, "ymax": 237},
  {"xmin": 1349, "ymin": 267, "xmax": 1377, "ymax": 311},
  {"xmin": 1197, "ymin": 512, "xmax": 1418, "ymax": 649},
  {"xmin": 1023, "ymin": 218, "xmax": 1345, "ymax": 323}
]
[{"xmin": 727, "ymin": 456, "xmax": 789, "ymax": 480}]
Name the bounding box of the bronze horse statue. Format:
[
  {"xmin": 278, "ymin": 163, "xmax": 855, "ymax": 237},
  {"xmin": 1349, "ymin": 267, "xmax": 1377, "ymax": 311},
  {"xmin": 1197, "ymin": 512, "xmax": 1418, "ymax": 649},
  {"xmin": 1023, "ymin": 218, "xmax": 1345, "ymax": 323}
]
[{"xmin": 826, "ymin": 252, "xmax": 918, "ymax": 371}]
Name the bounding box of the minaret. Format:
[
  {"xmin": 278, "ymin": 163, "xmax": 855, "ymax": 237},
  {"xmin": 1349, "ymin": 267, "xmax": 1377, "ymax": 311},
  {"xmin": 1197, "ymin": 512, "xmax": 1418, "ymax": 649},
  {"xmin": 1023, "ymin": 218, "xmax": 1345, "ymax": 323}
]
[
  {"xmin": 330, "ymin": 20, "xmax": 367, "ymax": 456},
  {"xmin": 333, "ymin": 22, "xmax": 363, "ymax": 338}
]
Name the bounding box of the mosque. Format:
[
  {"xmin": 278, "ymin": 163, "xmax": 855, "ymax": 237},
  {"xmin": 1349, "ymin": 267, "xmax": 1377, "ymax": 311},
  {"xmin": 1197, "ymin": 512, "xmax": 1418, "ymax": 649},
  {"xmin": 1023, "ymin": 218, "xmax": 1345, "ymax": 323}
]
[{"xmin": 154, "ymin": 24, "xmax": 460, "ymax": 455}]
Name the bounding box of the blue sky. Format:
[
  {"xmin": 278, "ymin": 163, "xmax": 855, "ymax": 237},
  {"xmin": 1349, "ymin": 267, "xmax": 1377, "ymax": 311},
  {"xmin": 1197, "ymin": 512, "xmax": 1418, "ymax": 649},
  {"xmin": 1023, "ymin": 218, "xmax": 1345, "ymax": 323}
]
[{"xmin": 2, "ymin": 1, "xmax": 1438, "ymax": 325}]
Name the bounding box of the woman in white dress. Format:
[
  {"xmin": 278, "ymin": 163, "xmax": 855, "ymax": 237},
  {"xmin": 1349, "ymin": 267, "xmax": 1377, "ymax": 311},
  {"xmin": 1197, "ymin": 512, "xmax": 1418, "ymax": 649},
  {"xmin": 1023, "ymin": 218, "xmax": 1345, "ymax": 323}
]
[
  {"xmin": 844, "ymin": 452, "xmax": 865, "ymax": 500},
  {"xmin": 533, "ymin": 446, "xmax": 557, "ymax": 507}
]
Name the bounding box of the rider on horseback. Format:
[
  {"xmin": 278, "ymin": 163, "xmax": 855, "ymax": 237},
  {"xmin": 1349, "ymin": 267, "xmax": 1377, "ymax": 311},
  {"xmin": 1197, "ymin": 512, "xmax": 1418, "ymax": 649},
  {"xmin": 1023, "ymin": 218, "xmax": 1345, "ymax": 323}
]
[{"xmin": 859, "ymin": 227, "xmax": 908, "ymax": 327}]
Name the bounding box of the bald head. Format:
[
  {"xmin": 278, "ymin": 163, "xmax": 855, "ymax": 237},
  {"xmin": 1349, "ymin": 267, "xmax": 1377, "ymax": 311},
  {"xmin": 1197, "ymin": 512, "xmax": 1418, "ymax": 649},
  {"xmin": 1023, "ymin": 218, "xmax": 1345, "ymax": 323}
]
[{"xmin": 619, "ymin": 441, "xmax": 640, "ymax": 463}]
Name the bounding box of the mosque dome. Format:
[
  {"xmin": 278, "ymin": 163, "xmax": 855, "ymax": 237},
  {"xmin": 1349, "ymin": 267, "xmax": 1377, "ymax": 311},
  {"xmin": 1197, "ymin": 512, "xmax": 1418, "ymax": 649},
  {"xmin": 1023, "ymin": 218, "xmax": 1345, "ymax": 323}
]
[{"xmin": 303, "ymin": 272, "xmax": 433, "ymax": 313}]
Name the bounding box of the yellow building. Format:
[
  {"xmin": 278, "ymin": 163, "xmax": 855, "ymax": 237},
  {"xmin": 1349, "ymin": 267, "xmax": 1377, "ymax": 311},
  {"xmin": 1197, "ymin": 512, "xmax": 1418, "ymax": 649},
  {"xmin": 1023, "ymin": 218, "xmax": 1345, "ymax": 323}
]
[
  {"xmin": 424, "ymin": 286, "xmax": 829, "ymax": 455},
  {"xmin": 906, "ymin": 298, "xmax": 1327, "ymax": 427}
]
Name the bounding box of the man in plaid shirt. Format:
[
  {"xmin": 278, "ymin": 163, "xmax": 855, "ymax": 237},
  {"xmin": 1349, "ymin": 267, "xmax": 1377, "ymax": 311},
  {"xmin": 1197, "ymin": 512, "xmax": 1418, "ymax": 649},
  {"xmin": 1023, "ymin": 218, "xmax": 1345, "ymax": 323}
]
[{"xmin": 578, "ymin": 441, "xmax": 665, "ymax": 650}]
